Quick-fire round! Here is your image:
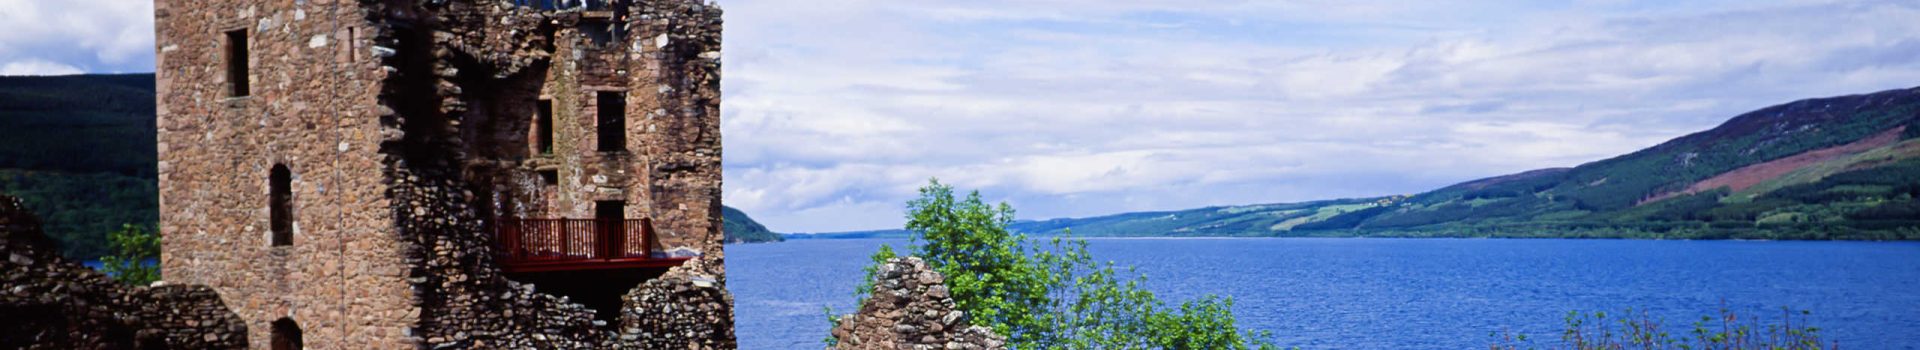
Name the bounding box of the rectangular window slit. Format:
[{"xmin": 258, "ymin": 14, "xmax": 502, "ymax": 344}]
[
  {"xmin": 596, "ymin": 91, "xmax": 626, "ymax": 152},
  {"xmin": 226, "ymin": 29, "xmax": 250, "ymax": 97},
  {"xmin": 536, "ymin": 99, "xmax": 554, "ymax": 155},
  {"xmin": 347, "ymin": 26, "xmax": 358, "ymax": 62}
]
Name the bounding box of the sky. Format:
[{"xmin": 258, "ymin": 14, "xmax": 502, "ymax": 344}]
[{"xmin": 4, "ymin": 0, "xmax": 1919, "ymax": 232}]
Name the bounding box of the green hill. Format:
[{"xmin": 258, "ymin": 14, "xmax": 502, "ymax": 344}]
[
  {"xmin": 722, "ymin": 206, "xmax": 784, "ymax": 243},
  {"xmin": 0, "ymin": 74, "xmax": 159, "ymax": 259},
  {"xmin": 998, "ymin": 86, "xmax": 1920, "ymax": 240}
]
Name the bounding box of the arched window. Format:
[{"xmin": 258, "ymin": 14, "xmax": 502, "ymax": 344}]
[
  {"xmin": 270, "ymin": 318, "xmax": 303, "ymax": 350},
  {"xmin": 270, "ymin": 164, "xmax": 292, "ymax": 246}
]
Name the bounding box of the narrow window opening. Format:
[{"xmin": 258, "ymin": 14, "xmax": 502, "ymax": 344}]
[
  {"xmin": 535, "ymin": 99, "xmax": 554, "ymax": 155},
  {"xmin": 596, "ymin": 92, "xmax": 626, "ymax": 152},
  {"xmin": 270, "ymin": 165, "xmax": 292, "ymax": 246},
  {"xmin": 581, "ymin": 19, "xmax": 615, "ymax": 47},
  {"xmin": 346, "ymin": 27, "xmax": 358, "ymax": 62},
  {"xmin": 270, "ymin": 318, "xmax": 303, "ymax": 350},
  {"xmin": 538, "ymin": 169, "xmax": 559, "ymax": 186},
  {"xmin": 226, "ymin": 30, "xmax": 250, "ymax": 97}
]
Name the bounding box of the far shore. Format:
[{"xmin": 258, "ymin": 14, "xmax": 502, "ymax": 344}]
[{"xmin": 763, "ymin": 234, "xmax": 1920, "ymax": 243}]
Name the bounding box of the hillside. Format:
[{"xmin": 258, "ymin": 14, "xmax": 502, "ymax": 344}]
[
  {"xmin": 0, "ymin": 74, "xmax": 159, "ymax": 259},
  {"xmin": 722, "ymin": 206, "xmax": 785, "ymax": 243},
  {"xmin": 919, "ymin": 86, "xmax": 1920, "ymax": 240}
]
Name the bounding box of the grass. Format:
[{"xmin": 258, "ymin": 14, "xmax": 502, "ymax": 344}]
[{"xmin": 1491, "ymin": 306, "xmax": 1833, "ymax": 350}]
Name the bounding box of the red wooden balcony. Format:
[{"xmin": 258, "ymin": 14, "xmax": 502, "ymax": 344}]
[{"xmin": 494, "ymin": 218, "xmax": 690, "ymax": 273}]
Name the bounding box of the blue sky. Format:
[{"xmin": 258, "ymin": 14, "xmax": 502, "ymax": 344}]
[{"xmin": 5, "ymin": 0, "xmax": 1919, "ymax": 232}]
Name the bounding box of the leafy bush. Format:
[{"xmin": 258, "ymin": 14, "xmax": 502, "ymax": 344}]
[
  {"xmin": 100, "ymin": 223, "xmax": 159, "ymax": 286},
  {"xmin": 838, "ymin": 179, "xmax": 1278, "ymax": 349}
]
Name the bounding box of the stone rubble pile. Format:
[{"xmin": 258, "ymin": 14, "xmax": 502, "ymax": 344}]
[
  {"xmin": 831, "ymin": 257, "xmax": 1006, "ymax": 350},
  {"xmin": 609, "ymin": 272, "xmax": 737, "ymax": 349},
  {"xmin": 0, "ymin": 195, "xmax": 248, "ymax": 349}
]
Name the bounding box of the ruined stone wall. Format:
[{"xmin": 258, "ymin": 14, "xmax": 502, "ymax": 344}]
[
  {"xmin": 360, "ymin": 0, "xmax": 732, "ymax": 348},
  {"xmin": 156, "ymin": 0, "xmax": 727, "ymax": 347},
  {"xmin": 480, "ymin": 0, "xmax": 725, "ymax": 262},
  {"xmin": 154, "ymin": 0, "xmax": 419, "ymax": 347},
  {"xmin": 609, "ymin": 272, "xmax": 737, "ymax": 348},
  {"xmin": 1, "ymin": 196, "xmax": 249, "ymax": 349},
  {"xmin": 831, "ymin": 257, "xmax": 1007, "ymax": 350},
  {"xmin": 395, "ymin": 0, "xmax": 725, "ymax": 270},
  {"xmin": 626, "ymin": 0, "xmax": 726, "ymax": 268}
]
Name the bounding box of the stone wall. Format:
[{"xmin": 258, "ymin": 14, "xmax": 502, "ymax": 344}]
[
  {"xmin": 831, "ymin": 257, "xmax": 1006, "ymax": 350},
  {"xmin": 417, "ymin": 0, "xmax": 725, "ymax": 261},
  {"xmin": 155, "ymin": 0, "xmax": 728, "ymax": 347},
  {"xmin": 0, "ymin": 195, "xmax": 249, "ymax": 349},
  {"xmin": 154, "ymin": 0, "xmax": 419, "ymax": 346},
  {"xmin": 608, "ymin": 272, "xmax": 737, "ymax": 348},
  {"xmin": 362, "ymin": 0, "xmax": 732, "ymax": 348}
]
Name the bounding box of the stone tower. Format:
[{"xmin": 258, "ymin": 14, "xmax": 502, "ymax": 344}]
[{"xmin": 153, "ymin": 0, "xmax": 726, "ymax": 348}]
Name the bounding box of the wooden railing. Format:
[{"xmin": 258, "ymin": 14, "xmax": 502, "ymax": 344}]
[{"xmin": 495, "ymin": 218, "xmax": 659, "ymax": 269}]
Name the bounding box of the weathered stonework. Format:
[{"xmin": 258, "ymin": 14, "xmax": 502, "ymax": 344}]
[
  {"xmin": 608, "ymin": 272, "xmax": 736, "ymax": 348},
  {"xmin": 153, "ymin": 0, "xmax": 726, "ymax": 348},
  {"xmin": 1, "ymin": 195, "xmax": 249, "ymax": 349},
  {"xmin": 831, "ymin": 257, "xmax": 1007, "ymax": 350}
]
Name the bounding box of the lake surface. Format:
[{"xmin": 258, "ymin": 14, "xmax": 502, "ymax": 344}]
[{"xmin": 728, "ymin": 238, "xmax": 1920, "ymax": 349}]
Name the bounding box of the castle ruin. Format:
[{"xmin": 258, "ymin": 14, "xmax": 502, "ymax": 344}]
[{"xmin": 153, "ymin": 0, "xmax": 728, "ymax": 347}]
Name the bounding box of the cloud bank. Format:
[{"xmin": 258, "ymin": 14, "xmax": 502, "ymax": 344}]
[
  {"xmin": 5, "ymin": 0, "xmax": 1916, "ymax": 232},
  {"xmin": 716, "ymin": 0, "xmax": 1920, "ymax": 232},
  {"xmin": 0, "ymin": 0, "xmax": 156, "ymax": 75}
]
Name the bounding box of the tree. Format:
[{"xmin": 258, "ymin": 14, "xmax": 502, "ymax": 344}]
[
  {"xmin": 100, "ymin": 223, "xmax": 159, "ymax": 286},
  {"xmin": 846, "ymin": 179, "xmax": 1276, "ymax": 349}
]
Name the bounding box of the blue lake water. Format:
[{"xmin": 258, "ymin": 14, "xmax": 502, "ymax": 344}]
[{"xmin": 728, "ymin": 238, "xmax": 1920, "ymax": 349}]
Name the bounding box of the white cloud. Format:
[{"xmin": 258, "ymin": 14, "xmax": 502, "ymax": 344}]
[
  {"xmin": 0, "ymin": 0, "xmax": 156, "ymax": 73},
  {"xmin": 15, "ymin": 0, "xmax": 1907, "ymax": 232},
  {"xmin": 0, "ymin": 59, "xmax": 83, "ymax": 76},
  {"xmin": 716, "ymin": 0, "xmax": 1920, "ymax": 232}
]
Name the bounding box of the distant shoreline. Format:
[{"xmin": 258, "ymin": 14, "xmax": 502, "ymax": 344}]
[{"xmin": 769, "ymin": 234, "xmax": 1920, "ymax": 243}]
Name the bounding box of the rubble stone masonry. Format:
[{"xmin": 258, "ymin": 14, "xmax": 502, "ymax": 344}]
[
  {"xmin": 153, "ymin": 0, "xmax": 727, "ymax": 348},
  {"xmin": 831, "ymin": 257, "xmax": 1007, "ymax": 350},
  {"xmin": 1, "ymin": 195, "xmax": 249, "ymax": 349}
]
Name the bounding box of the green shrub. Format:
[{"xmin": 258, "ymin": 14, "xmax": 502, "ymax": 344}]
[
  {"xmin": 100, "ymin": 223, "xmax": 159, "ymax": 286},
  {"xmin": 837, "ymin": 179, "xmax": 1278, "ymax": 349}
]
